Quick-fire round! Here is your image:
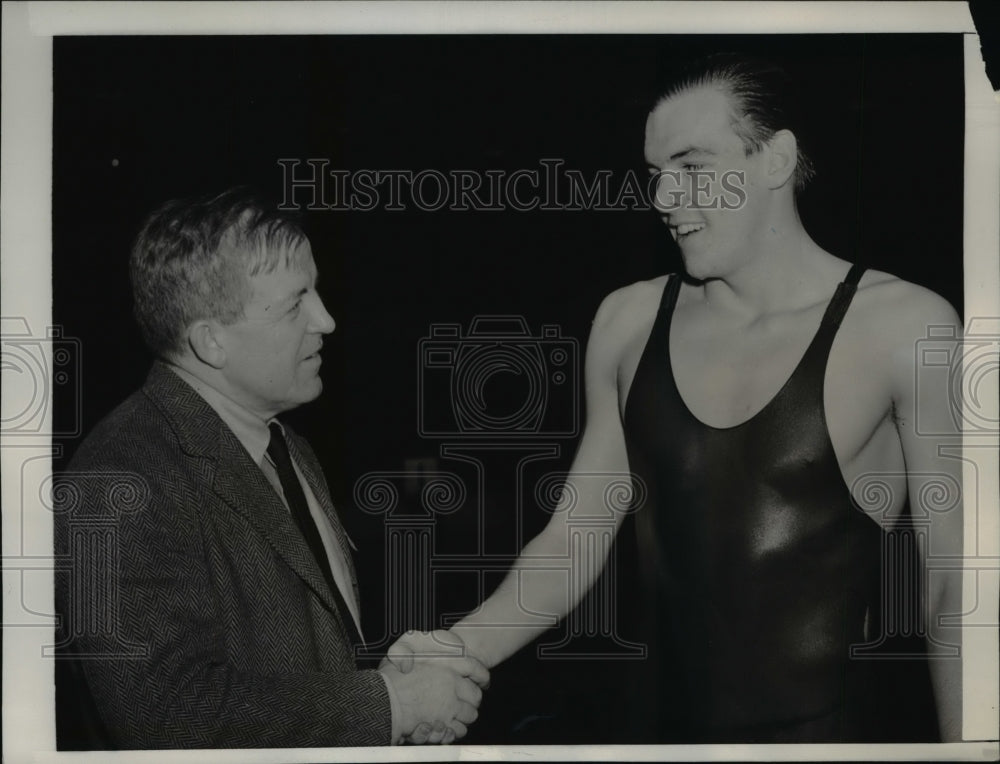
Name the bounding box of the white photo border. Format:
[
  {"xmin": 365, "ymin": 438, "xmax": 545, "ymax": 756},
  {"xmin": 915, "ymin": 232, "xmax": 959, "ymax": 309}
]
[{"xmin": 2, "ymin": 2, "xmax": 997, "ymax": 762}]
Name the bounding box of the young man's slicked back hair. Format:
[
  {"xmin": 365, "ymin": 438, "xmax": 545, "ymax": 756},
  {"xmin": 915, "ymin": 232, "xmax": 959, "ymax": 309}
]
[
  {"xmin": 653, "ymin": 53, "xmax": 816, "ymax": 193},
  {"xmin": 130, "ymin": 187, "xmax": 309, "ymax": 357}
]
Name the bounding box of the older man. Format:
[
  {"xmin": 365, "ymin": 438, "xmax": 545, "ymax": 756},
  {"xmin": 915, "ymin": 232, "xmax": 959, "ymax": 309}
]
[{"xmin": 54, "ymin": 188, "xmax": 486, "ymax": 748}]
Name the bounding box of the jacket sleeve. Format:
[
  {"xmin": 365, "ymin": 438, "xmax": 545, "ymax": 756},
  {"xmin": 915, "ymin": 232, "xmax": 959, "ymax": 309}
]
[{"xmin": 55, "ymin": 436, "xmax": 392, "ymax": 749}]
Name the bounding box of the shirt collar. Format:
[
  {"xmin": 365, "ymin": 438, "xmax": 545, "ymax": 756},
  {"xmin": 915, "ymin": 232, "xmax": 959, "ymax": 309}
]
[{"xmin": 167, "ymin": 363, "xmax": 273, "ymax": 467}]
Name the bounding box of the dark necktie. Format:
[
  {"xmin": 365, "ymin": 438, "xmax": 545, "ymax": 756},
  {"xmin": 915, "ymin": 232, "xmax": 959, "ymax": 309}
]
[{"xmin": 266, "ymin": 423, "xmax": 361, "ymax": 647}]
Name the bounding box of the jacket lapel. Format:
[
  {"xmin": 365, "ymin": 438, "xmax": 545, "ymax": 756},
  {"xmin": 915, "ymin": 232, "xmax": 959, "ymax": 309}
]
[
  {"xmin": 143, "ymin": 363, "xmax": 350, "ymax": 623},
  {"xmin": 211, "ymin": 433, "xmax": 348, "ymax": 617}
]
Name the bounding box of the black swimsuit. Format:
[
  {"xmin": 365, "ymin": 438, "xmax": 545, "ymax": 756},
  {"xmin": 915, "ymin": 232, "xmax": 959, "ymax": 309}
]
[{"xmin": 621, "ymin": 265, "xmax": 937, "ymax": 742}]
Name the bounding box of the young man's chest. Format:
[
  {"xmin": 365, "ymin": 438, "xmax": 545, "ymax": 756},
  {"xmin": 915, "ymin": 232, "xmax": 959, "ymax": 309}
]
[{"xmin": 617, "ymin": 292, "xmax": 909, "ymax": 519}]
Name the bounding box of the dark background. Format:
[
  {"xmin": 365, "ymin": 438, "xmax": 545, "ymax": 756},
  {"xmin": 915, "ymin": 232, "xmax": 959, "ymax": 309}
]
[{"xmin": 53, "ymin": 34, "xmax": 964, "ymax": 743}]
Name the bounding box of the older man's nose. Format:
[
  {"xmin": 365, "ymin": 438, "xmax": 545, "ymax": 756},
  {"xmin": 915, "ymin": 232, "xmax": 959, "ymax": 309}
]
[{"xmin": 308, "ymin": 294, "xmax": 336, "ymax": 334}]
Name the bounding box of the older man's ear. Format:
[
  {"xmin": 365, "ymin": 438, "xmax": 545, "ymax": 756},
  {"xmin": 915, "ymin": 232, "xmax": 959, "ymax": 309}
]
[{"xmin": 186, "ymin": 320, "xmax": 227, "ymax": 369}]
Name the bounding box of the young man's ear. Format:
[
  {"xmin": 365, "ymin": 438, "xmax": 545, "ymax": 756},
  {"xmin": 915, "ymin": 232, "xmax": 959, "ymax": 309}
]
[
  {"xmin": 765, "ymin": 129, "xmax": 798, "ymax": 190},
  {"xmin": 187, "ymin": 320, "xmax": 227, "ymax": 369}
]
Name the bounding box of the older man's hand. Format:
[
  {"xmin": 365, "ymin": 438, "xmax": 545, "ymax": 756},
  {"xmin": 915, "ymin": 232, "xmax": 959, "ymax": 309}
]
[{"xmin": 380, "ymin": 629, "xmax": 490, "ymax": 744}]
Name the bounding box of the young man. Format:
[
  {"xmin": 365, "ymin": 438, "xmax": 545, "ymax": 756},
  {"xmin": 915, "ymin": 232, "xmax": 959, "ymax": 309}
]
[
  {"xmin": 390, "ymin": 55, "xmax": 964, "ymax": 743},
  {"xmin": 54, "ymin": 189, "xmax": 486, "ymax": 748}
]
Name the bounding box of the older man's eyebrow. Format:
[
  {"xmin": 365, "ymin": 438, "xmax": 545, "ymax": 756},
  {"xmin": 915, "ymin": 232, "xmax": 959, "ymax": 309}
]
[{"xmin": 268, "ymin": 286, "xmax": 308, "ymax": 310}]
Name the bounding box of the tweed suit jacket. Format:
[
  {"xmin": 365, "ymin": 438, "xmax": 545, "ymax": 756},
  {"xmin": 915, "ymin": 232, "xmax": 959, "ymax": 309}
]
[{"xmin": 54, "ymin": 362, "xmax": 391, "ymax": 748}]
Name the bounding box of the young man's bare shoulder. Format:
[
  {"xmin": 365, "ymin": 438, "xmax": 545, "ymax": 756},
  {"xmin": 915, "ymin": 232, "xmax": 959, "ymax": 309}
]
[
  {"xmin": 593, "ymin": 275, "xmax": 671, "ymax": 334},
  {"xmin": 852, "ymin": 269, "xmax": 961, "ymax": 349},
  {"xmin": 585, "ymin": 276, "xmax": 671, "ymax": 378}
]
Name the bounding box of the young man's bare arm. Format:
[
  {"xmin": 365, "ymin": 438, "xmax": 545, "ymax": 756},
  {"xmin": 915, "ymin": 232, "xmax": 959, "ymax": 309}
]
[
  {"xmin": 443, "ymin": 288, "xmax": 641, "ymax": 669},
  {"xmin": 887, "ymin": 284, "xmax": 964, "ymax": 741}
]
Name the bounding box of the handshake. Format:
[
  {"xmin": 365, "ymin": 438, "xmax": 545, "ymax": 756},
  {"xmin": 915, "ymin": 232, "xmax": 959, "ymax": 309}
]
[{"xmin": 378, "ymin": 629, "xmax": 490, "ymax": 745}]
